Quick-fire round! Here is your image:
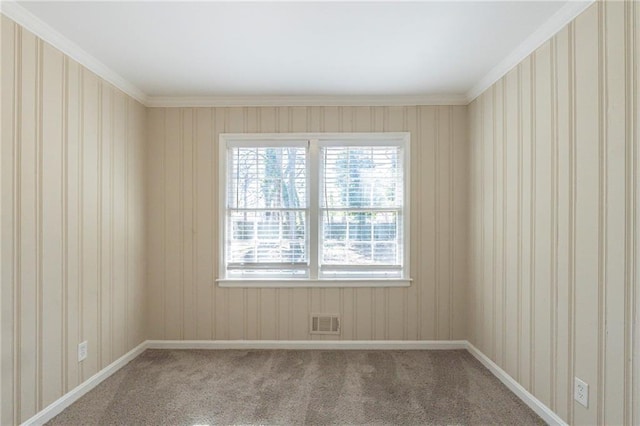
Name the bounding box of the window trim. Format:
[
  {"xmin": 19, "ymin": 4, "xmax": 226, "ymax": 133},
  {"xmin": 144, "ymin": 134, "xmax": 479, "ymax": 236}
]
[{"xmin": 217, "ymin": 132, "xmax": 412, "ymax": 288}]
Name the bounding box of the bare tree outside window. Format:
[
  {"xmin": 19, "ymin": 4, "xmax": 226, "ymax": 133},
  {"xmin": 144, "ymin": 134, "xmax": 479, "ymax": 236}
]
[{"xmin": 228, "ymin": 146, "xmax": 306, "ymax": 267}]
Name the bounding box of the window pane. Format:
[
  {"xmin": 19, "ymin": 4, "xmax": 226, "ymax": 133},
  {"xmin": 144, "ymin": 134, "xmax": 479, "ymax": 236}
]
[
  {"xmin": 228, "ymin": 210, "xmax": 307, "ymax": 264},
  {"xmin": 229, "ymin": 147, "xmax": 307, "ymax": 209},
  {"xmin": 321, "ymin": 146, "xmax": 402, "ymax": 209},
  {"xmin": 321, "ymin": 210, "xmax": 400, "ymax": 266},
  {"xmin": 222, "ymin": 137, "xmax": 408, "ymax": 280},
  {"xmin": 373, "ymin": 242, "xmax": 396, "ymax": 264}
]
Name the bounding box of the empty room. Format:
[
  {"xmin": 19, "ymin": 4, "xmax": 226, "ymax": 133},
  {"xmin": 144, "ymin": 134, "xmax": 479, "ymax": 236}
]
[{"xmin": 1, "ymin": 0, "xmax": 638, "ymax": 424}]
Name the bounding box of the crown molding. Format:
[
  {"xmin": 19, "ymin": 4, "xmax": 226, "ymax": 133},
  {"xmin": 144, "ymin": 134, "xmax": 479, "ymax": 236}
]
[
  {"xmin": 0, "ymin": 0, "xmax": 149, "ymax": 105},
  {"xmin": 145, "ymin": 94, "xmax": 468, "ymax": 108},
  {"xmin": 0, "ymin": 2, "xmax": 464, "ymax": 110},
  {"xmin": 465, "ymin": 0, "xmax": 595, "ymax": 103},
  {"xmin": 2, "ymin": 0, "xmax": 595, "ymax": 108}
]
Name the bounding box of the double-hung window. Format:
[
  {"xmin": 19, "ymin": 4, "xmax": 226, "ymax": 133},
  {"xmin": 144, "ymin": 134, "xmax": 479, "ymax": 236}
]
[{"xmin": 218, "ymin": 133, "xmax": 411, "ymax": 287}]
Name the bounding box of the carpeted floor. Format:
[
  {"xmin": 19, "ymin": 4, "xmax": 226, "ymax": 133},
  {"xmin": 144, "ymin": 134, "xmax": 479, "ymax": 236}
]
[{"xmin": 48, "ymin": 349, "xmax": 544, "ymax": 425}]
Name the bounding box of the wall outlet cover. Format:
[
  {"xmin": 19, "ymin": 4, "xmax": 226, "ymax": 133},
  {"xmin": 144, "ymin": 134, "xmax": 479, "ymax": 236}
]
[
  {"xmin": 78, "ymin": 341, "xmax": 88, "ymax": 362},
  {"xmin": 574, "ymin": 377, "xmax": 588, "ymax": 408}
]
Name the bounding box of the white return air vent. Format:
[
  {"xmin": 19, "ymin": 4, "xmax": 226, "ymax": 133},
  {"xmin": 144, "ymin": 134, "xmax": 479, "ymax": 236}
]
[{"xmin": 310, "ymin": 314, "xmax": 340, "ymax": 335}]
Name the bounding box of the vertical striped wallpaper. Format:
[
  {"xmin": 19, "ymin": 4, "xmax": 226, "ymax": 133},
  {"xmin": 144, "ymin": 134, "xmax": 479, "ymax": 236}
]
[
  {"xmin": 1, "ymin": 16, "xmax": 147, "ymax": 425},
  {"xmin": 3, "ymin": 2, "xmax": 640, "ymax": 425},
  {"xmin": 145, "ymin": 106, "xmax": 469, "ymax": 343},
  {"xmin": 468, "ymin": 2, "xmax": 639, "ymax": 425}
]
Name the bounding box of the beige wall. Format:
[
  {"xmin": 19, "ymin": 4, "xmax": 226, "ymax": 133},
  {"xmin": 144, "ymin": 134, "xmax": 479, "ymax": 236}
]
[
  {"xmin": 1, "ymin": 16, "xmax": 147, "ymax": 425},
  {"xmin": 3, "ymin": 1, "xmax": 640, "ymax": 425},
  {"xmin": 145, "ymin": 106, "xmax": 469, "ymax": 342},
  {"xmin": 468, "ymin": 2, "xmax": 639, "ymax": 425}
]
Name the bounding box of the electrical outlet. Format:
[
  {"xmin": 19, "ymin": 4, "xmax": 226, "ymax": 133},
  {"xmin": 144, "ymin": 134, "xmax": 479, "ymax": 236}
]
[
  {"xmin": 574, "ymin": 377, "xmax": 589, "ymax": 407},
  {"xmin": 78, "ymin": 341, "xmax": 88, "ymax": 362}
]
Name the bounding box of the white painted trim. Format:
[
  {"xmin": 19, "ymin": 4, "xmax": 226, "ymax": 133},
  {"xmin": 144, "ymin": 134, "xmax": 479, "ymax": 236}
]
[
  {"xmin": 218, "ymin": 133, "xmax": 411, "ymax": 284},
  {"xmin": 221, "ymin": 132, "xmax": 410, "ymax": 142},
  {"xmin": 20, "ymin": 341, "xmax": 147, "ymax": 426},
  {"xmin": 0, "ymin": 0, "xmax": 593, "ymax": 107},
  {"xmin": 0, "ymin": 0, "xmax": 148, "ymax": 105},
  {"xmin": 146, "ymin": 339, "xmax": 468, "ymax": 350},
  {"xmin": 0, "ymin": 4, "xmax": 464, "ymax": 109},
  {"xmin": 217, "ymin": 279, "xmax": 412, "ymax": 288},
  {"xmin": 465, "ymin": 0, "xmax": 595, "ymax": 103},
  {"xmin": 466, "ymin": 342, "xmax": 568, "ymax": 426},
  {"xmin": 145, "ymin": 94, "xmax": 468, "ymax": 108}
]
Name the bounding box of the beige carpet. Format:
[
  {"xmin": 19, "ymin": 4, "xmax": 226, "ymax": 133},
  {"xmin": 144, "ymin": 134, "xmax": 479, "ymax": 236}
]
[{"xmin": 48, "ymin": 349, "xmax": 544, "ymax": 425}]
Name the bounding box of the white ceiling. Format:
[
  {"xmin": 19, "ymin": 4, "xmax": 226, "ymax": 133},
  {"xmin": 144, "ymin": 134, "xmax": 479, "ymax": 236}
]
[{"xmin": 8, "ymin": 1, "xmax": 591, "ymax": 105}]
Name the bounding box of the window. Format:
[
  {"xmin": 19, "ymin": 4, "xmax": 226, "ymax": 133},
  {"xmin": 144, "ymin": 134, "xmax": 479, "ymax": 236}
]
[{"xmin": 218, "ymin": 133, "xmax": 411, "ymax": 287}]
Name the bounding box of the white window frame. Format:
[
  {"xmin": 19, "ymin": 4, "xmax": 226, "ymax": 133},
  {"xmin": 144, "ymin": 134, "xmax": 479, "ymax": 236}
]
[{"xmin": 217, "ymin": 132, "xmax": 412, "ymax": 288}]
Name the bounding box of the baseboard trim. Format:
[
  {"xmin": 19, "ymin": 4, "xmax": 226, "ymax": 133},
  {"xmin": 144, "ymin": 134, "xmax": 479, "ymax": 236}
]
[
  {"xmin": 20, "ymin": 341, "xmax": 147, "ymax": 426},
  {"xmin": 465, "ymin": 342, "xmax": 567, "ymax": 426},
  {"xmin": 21, "ymin": 340, "xmax": 565, "ymax": 426},
  {"xmin": 146, "ymin": 339, "xmax": 468, "ymax": 350}
]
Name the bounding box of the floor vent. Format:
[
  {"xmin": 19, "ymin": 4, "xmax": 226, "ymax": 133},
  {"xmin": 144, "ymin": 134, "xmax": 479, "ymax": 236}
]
[{"xmin": 310, "ymin": 314, "xmax": 340, "ymax": 334}]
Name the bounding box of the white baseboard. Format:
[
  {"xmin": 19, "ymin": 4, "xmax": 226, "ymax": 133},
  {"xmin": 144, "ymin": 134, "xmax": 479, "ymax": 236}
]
[
  {"xmin": 465, "ymin": 342, "xmax": 567, "ymax": 426},
  {"xmin": 146, "ymin": 339, "xmax": 468, "ymax": 350},
  {"xmin": 21, "ymin": 339, "xmax": 564, "ymax": 426},
  {"xmin": 20, "ymin": 341, "xmax": 147, "ymax": 426}
]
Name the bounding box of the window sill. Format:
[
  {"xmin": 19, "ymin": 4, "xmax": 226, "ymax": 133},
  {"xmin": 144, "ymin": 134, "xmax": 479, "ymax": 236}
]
[{"xmin": 216, "ymin": 278, "xmax": 412, "ymax": 288}]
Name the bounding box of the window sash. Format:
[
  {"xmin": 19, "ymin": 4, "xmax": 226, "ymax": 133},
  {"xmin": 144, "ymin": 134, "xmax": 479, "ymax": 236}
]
[
  {"xmin": 319, "ymin": 208, "xmax": 404, "ymax": 269},
  {"xmin": 220, "ymin": 133, "xmax": 410, "ymax": 281},
  {"xmin": 225, "ymin": 210, "xmax": 309, "ymax": 267},
  {"xmin": 227, "ymin": 262, "xmax": 309, "ymax": 269},
  {"xmin": 317, "ymin": 143, "xmax": 405, "ymax": 274},
  {"xmin": 225, "ymin": 143, "xmax": 310, "ymax": 271},
  {"xmin": 227, "ymin": 145, "xmax": 308, "ymax": 210}
]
